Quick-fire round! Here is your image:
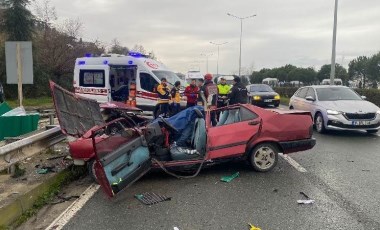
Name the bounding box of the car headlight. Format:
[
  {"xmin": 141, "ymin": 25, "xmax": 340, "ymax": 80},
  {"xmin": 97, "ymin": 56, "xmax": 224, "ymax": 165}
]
[
  {"xmin": 327, "ymin": 109, "xmax": 341, "ymax": 115},
  {"xmin": 253, "ymin": 96, "xmax": 261, "ymax": 100},
  {"xmin": 274, "ymin": 94, "xmax": 280, "ymax": 100}
]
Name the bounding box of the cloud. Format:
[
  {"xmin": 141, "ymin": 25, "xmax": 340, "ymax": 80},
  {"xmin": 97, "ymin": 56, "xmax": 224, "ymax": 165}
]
[{"xmin": 39, "ymin": 0, "xmax": 380, "ymax": 73}]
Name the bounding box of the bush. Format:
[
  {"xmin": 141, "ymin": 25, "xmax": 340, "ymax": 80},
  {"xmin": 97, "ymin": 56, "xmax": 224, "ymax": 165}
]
[{"xmin": 274, "ymin": 87, "xmax": 380, "ymax": 107}]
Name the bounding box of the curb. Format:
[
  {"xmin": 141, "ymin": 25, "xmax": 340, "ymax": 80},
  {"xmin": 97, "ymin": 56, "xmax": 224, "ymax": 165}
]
[{"xmin": 0, "ymin": 169, "xmax": 72, "ymax": 227}]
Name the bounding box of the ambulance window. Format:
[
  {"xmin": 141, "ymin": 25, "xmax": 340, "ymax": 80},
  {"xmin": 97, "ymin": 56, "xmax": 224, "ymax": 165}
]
[
  {"xmin": 140, "ymin": 73, "xmax": 158, "ymax": 92},
  {"xmin": 79, "ymin": 70, "xmax": 105, "ymax": 87}
]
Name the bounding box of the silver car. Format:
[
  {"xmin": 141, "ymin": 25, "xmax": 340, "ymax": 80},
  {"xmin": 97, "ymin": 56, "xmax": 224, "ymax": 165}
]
[{"xmin": 289, "ymin": 85, "xmax": 380, "ymax": 134}]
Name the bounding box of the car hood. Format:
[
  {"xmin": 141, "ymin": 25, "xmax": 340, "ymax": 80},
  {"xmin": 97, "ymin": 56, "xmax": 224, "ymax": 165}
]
[
  {"xmin": 248, "ymin": 91, "xmax": 278, "ymax": 96},
  {"xmin": 318, "ymin": 100, "xmax": 380, "ymax": 113},
  {"xmin": 50, "ymin": 81, "xmax": 105, "ymax": 137}
]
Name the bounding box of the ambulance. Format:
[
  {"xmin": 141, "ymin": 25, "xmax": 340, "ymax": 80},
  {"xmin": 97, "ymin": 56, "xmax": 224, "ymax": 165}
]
[{"xmin": 73, "ymin": 52, "xmax": 186, "ymax": 111}]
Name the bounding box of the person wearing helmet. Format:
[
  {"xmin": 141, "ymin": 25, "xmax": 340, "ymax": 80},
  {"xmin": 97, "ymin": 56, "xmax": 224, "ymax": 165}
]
[
  {"xmin": 200, "ymin": 73, "xmax": 218, "ymax": 126},
  {"xmin": 228, "ymin": 76, "xmax": 248, "ymax": 105},
  {"xmin": 217, "ymin": 77, "xmax": 231, "ymax": 108}
]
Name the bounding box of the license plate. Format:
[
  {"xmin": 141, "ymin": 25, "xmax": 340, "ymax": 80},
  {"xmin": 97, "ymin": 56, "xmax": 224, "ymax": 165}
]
[
  {"xmin": 264, "ymin": 99, "xmax": 272, "ymax": 102},
  {"xmin": 352, "ymin": 121, "xmax": 371, "ymax": 126}
]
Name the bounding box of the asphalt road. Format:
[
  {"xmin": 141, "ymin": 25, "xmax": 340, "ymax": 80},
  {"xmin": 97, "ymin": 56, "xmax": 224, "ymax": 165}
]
[{"xmin": 61, "ymin": 129, "xmax": 380, "ymax": 230}]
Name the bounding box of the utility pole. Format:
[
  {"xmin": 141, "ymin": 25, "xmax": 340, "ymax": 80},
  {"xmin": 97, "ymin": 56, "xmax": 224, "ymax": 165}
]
[
  {"xmin": 210, "ymin": 41, "xmax": 228, "ymax": 76},
  {"xmin": 330, "ymin": 0, "xmax": 338, "ymax": 85}
]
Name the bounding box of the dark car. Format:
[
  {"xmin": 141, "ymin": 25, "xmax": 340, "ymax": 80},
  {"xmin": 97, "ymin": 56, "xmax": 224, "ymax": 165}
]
[{"xmin": 247, "ymin": 84, "xmax": 280, "ymax": 107}]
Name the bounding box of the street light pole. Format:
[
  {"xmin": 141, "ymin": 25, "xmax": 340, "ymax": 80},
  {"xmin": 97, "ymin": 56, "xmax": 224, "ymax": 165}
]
[
  {"xmin": 227, "ymin": 13, "xmax": 256, "ymax": 77},
  {"xmin": 200, "ymin": 53, "xmax": 213, "ymax": 73},
  {"xmin": 210, "ymin": 41, "xmax": 228, "ymax": 76},
  {"xmin": 330, "ymin": 0, "xmax": 338, "ymax": 85}
]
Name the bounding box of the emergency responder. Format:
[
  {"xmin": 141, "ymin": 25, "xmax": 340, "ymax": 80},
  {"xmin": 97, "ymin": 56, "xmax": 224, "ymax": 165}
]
[
  {"xmin": 217, "ymin": 77, "xmax": 231, "ymax": 108},
  {"xmin": 156, "ymin": 78, "xmax": 171, "ymax": 117},
  {"xmin": 200, "ymin": 73, "xmax": 218, "ymax": 126},
  {"xmin": 170, "ymin": 81, "xmax": 181, "ymax": 115},
  {"xmin": 184, "ymin": 79, "xmax": 199, "ymax": 108},
  {"xmin": 228, "ymin": 76, "xmax": 248, "ymax": 105}
]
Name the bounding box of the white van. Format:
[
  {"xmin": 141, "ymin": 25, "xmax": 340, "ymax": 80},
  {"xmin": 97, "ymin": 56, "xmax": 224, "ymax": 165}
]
[
  {"xmin": 262, "ymin": 78, "xmax": 279, "ymax": 87},
  {"xmin": 73, "ymin": 52, "xmax": 186, "ymax": 111},
  {"xmin": 321, "ymin": 78, "xmax": 342, "ymax": 85},
  {"xmin": 185, "ymin": 71, "xmax": 203, "ymax": 84}
]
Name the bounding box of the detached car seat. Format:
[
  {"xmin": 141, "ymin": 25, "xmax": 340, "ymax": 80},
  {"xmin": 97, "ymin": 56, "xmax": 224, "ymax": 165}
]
[{"xmin": 170, "ymin": 108, "xmax": 206, "ymax": 160}]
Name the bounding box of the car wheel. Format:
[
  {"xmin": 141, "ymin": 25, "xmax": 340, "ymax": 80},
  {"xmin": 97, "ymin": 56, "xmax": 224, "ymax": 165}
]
[
  {"xmin": 87, "ymin": 159, "xmax": 99, "ymax": 184},
  {"xmin": 249, "ymin": 143, "xmax": 279, "ymax": 172},
  {"xmin": 315, "ymin": 113, "xmax": 326, "ymax": 133},
  {"xmin": 366, "ymin": 130, "xmax": 378, "ymax": 134},
  {"xmin": 289, "ymin": 105, "xmax": 294, "ymax": 110}
]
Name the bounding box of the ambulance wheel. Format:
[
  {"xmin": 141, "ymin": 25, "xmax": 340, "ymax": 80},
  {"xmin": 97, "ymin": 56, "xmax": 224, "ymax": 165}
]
[
  {"xmin": 249, "ymin": 143, "xmax": 278, "ymax": 172},
  {"xmin": 87, "ymin": 159, "xmax": 99, "ymax": 183}
]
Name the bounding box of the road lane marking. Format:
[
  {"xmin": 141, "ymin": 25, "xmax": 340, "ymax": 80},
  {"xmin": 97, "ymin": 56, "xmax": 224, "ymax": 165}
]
[
  {"xmin": 45, "ymin": 183, "xmax": 100, "ymax": 230},
  {"xmin": 279, "ymin": 153, "xmax": 307, "ymax": 173}
]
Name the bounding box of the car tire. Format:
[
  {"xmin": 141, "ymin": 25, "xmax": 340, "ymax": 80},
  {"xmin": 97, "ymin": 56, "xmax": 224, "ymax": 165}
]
[
  {"xmin": 315, "ymin": 113, "xmax": 326, "ymax": 133},
  {"xmin": 289, "ymin": 105, "xmax": 294, "ymax": 110},
  {"xmin": 87, "ymin": 159, "xmax": 99, "ymax": 184},
  {"xmin": 366, "ymin": 130, "xmax": 378, "ymax": 134},
  {"xmin": 249, "ymin": 143, "xmax": 279, "ymax": 172}
]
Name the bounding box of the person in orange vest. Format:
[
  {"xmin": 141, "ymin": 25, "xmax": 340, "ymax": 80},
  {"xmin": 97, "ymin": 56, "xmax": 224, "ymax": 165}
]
[
  {"xmin": 156, "ymin": 78, "xmax": 171, "ymax": 117},
  {"xmin": 170, "ymin": 81, "xmax": 181, "ymax": 116}
]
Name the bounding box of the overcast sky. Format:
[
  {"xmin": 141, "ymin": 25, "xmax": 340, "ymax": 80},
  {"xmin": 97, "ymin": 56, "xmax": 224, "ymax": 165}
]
[{"xmin": 36, "ymin": 0, "xmax": 380, "ymax": 74}]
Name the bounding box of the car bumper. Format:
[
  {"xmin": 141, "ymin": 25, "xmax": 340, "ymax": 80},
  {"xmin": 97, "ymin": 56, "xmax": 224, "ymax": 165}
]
[
  {"xmin": 279, "ymin": 138, "xmax": 316, "ymax": 154},
  {"xmin": 325, "ymin": 114, "xmax": 380, "ymax": 131},
  {"xmin": 251, "ymin": 99, "xmax": 280, "ymax": 107}
]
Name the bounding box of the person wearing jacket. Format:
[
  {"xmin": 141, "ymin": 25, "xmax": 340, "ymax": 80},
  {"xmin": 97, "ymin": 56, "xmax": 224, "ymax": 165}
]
[
  {"xmin": 156, "ymin": 78, "xmax": 171, "ymax": 117},
  {"xmin": 170, "ymin": 81, "xmax": 181, "ymax": 115},
  {"xmin": 228, "ymin": 76, "xmax": 248, "ymax": 105},
  {"xmin": 200, "ymin": 73, "xmax": 218, "ymax": 126},
  {"xmin": 184, "ymin": 79, "xmax": 199, "ymax": 108},
  {"xmin": 217, "ymin": 77, "xmax": 231, "ymax": 108}
]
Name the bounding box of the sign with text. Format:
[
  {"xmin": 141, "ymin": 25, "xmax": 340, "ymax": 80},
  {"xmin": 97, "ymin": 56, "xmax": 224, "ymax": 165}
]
[{"xmin": 5, "ymin": 41, "xmax": 34, "ymax": 84}]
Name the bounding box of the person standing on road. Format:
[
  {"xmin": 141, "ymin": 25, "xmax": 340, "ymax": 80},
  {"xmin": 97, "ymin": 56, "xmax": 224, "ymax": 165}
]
[
  {"xmin": 217, "ymin": 77, "xmax": 231, "ymax": 108},
  {"xmin": 228, "ymin": 76, "xmax": 248, "ymax": 105},
  {"xmin": 200, "ymin": 73, "xmax": 218, "ymax": 126},
  {"xmin": 170, "ymin": 81, "xmax": 181, "ymax": 115},
  {"xmin": 184, "ymin": 79, "xmax": 199, "ymax": 108},
  {"xmin": 156, "ymin": 78, "xmax": 171, "ymax": 117}
]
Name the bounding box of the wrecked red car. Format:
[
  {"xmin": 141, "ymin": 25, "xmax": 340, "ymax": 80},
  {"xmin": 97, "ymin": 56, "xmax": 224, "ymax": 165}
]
[{"xmin": 50, "ymin": 81, "xmax": 316, "ymax": 197}]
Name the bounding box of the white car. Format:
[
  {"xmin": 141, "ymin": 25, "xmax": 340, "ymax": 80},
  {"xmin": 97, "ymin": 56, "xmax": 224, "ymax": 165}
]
[{"xmin": 289, "ymin": 86, "xmax": 380, "ymax": 134}]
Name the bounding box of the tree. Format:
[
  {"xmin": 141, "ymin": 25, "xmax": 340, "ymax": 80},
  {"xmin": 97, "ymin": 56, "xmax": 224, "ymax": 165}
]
[
  {"xmin": 131, "ymin": 44, "xmax": 146, "ymax": 54},
  {"xmin": 367, "ymin": 52, "xmax": 380, "ymax": 88},
  {"xmin": 109, "ymin": 38, "xmax": 129, "ymax": 55},
  {"xmin": 348, "ymin": 56, "xmax": 369, "ymax": 88},
  {"xmin": 1, "ymin": 0, "xmax": 35, "ymax": 40},
  {"xmin": 318, "ymin": 64, "xmax": 348, "ymax": 85}
]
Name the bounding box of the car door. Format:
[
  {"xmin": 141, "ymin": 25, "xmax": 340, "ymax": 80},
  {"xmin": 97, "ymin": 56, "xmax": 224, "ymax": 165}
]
[
  {"xmin": 92, "ymin": 120, "xmax": 151, "ymax": 197},
  {"xmin": 303, "ymin": 87, "xmax": 317, "ymax": 115},
  {"xmin": 207, "ymin": 105, "xmax": 261, "ymax": 159},
  {"xmin": 292, "ymin": 87, "xmax": 308, "ymax": 110}
]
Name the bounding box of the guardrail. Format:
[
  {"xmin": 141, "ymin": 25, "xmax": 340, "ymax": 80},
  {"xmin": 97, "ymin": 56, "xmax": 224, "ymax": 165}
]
[{"xmin": 0, "ymin": 126, "xmax": 66, "ymax": 172}]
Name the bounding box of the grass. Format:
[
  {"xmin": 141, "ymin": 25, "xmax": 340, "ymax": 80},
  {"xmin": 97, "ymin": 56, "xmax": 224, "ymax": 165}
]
[
  {"xmin": 6, "ymin": 97, "xmax": 53, "ymax": 109},
  {"xmin": 11, "ymin": 166, "xmax": 86, "ymax": 228},
  {"xmin": 280, "ymin": 96, "xmax": 290, "ymax": 106}
]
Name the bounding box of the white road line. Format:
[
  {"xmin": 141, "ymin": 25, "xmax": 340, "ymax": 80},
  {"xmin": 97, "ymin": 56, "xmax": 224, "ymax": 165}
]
[
  {"xmin": 45, "ymin": 184, "xmax": 100, "ymax": 230},
  {"xmin": 279, "ymin": 153, "xmax": 307, "ymax": 173}
]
